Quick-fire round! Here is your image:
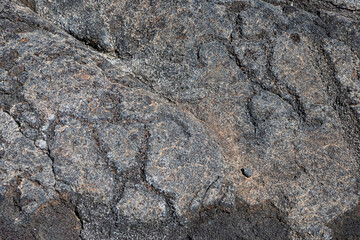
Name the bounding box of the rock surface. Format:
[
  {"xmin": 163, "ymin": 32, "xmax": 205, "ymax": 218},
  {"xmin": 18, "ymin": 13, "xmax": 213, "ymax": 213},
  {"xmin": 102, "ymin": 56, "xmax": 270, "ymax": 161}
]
[{"xmin": 0, "ymin": 0, "xmax": 359, "ymax": 239}]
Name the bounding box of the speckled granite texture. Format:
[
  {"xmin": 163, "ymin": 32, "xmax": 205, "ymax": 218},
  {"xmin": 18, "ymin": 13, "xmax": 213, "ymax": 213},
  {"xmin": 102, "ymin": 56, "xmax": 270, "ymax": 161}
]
[{"xmin": 1, "ymin": 0, "xmax": 359, "ymax": 239}]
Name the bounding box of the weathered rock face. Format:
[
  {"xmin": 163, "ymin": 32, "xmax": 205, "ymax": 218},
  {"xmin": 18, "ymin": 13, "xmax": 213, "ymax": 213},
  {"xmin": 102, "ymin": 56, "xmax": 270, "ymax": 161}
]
[{"xmin": 0, "ymin": 0, "xmax": 359, "ymax": 239}]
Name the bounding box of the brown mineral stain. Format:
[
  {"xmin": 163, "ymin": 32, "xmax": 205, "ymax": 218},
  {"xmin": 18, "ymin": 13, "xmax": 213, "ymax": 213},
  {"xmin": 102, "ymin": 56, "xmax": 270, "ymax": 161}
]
[{"xmin": 79, "ymin": 73, "xmax": 91, "ymax": 80}]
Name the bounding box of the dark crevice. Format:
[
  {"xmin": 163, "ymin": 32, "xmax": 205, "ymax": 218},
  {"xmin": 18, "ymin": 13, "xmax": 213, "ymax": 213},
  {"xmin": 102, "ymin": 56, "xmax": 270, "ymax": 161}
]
[
  {"xmin": 317, "ymin": 42, "xmax": 360, "ymax": 161},
  {"xmin": 44, "ymin": 116, "xmax": 60, "ymax": 189},
  {"xmin": 12, "ymin": 190, "xmax": 22, "ymax": 213},
  {"xmin": 46, "ymin": 148, "xmax": 57, "ymax": 188},
  {"xmin": 159, "ymin": 113, "xmax": 192, "ymax": 138},
  {"xmin": 66, "ymin": 28, "xmax": 115, "ymax": 55},
  {"xmin": 3, "ymin": 0, "xmax": 359, "ymax": 238},
  {"xmin": 13, "ymin": 0, "xmax": 235, "ymax": 174},
  {"xmin": 195, "ymin": 46, "xmax": 205, "ymax": 67},
  {"xmin": 90, "ymin": 125, "xmax": 123, "ymax": 202},
  {"xmin": 131, "ymin": 72, "xmax": 178, "ymax": 106},
  {"xmin": 326, "ymin": 0, "xmax": 360, "ymax": 13},
  {"xmin": 1, "ymin": 108, "xmax": 63, "ymax": 200},
  {"xmin": 246, "ymin": 95, "xmax": 258, "ymax": 134},
  {"xmin": 137, "ymin": 124, "xmax": 179, "ymax": 222},
  {"xmin": 15, "ymin": 0, "xmax": 117, "ymax": 60},
  {"xmin": 129, "ymin": 71, "xmax": 225, "ymax": 165},
  {"xmin": 74, "ymin": 207, "xmax": 84, "ymax": 240},
  {"xmin": 263, "ymin": 42, "xmax": 308, "ymax": 123},
  {"xmin": 200, "ymin": 176, "xmax": 221, "ymax": 209},
  {"xmin": 85, "ymin": 123, "xmax": 127, "ymax": 237},
  {"xmin": 228, "ymin": 35, "xmax": 307, "ymax": 124},
  {"xmin": 226, "ymin": 43, "xmax": 250, "ymax": 76},
  {"xmin": 2, "ymin": 4, "xmax": 59, "ymax": 35}
]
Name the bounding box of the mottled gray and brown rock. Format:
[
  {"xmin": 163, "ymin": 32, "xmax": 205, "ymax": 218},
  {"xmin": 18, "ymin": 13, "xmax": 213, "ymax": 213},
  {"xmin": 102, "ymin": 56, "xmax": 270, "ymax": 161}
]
[{"xmin": 0, "ymin": 0, "xmax": 359, "ymax": 239}]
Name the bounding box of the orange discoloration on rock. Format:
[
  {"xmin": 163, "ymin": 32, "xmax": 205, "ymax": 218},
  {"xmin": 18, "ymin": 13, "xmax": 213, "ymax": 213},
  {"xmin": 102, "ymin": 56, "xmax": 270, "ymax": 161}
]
[{"xmin": 79, "ymin": 73, "xmax": 91, "ymax": 80}]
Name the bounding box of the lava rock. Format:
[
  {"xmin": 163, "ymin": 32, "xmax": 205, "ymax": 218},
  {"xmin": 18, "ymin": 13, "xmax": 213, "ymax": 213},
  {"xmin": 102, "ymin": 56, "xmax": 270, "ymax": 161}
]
[{"xmin": 0, "ymin": 0, "xmax": 359, "ymax": 239}]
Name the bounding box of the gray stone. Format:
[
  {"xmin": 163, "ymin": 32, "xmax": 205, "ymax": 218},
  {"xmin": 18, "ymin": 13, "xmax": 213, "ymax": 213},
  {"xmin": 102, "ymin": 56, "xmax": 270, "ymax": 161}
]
[
  {"xmin": 116, "ymin": 184, "xmax": 168, "ymax": 222},
  {"xmin": 35, "ymin": 139, "xmax": 47, "ymax": 150},
  {"xmin": 241, "ymin": 168, "xmax": 252, "ymax": 178},
  {"xmin": 0, "ymin": 0, "xmax": 359, "ymax": 239}
]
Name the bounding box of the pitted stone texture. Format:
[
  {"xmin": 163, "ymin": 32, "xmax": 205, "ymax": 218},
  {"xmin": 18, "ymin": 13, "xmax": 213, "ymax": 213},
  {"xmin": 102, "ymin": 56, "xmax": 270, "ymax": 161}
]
[
  {"xmin": 324, "ymin": 39, "xmax": 360, "ymax": 118},
  {"xmin": 116, "ymin": 184, "xmax": 168, "ymax": 222},
  {"xmin": 146, "ymin": 116, "xmax": 225, "ymax": 217},
  {"xmin": 233, "ymin": 14, "xmax": 359, "ymax": 238},
  {"xmin": 32, "ymin": 0, "xmax": 234, "ymax": 54},
  {"xmin": 1, "ymin": 1, "xmax": 228, "ymax": 237},
  {"xmin": 50, "ymin": 116, "xmax": 115, "ymax": 202},
  {"xmin": 328, "ymin": 0, "xmax": 360, "ymax": 10},
  {"xmin": 94, "ymin": 122, "xmax": 144, "ymax": 173},
  {"xmin": 0, "ymin": 111, "xmax": 55, "ymax": 213},
  {"xmin": 271, "ymin": 33, "xmax": 331, "ymax": 116},
  {"xmin": 29, "ymin": 0, "xmax": 235, "ymax": 103},
  {"xmin": 0, "ymin": 111, "xmax": 55, "ymax": 212},
  {"xmin": 0, "ymin": 196, "xmax": 81, "ymax": 240},
  {"xmin": 1, "ymin": 0, "xmax": 360, "ymax": 239}
]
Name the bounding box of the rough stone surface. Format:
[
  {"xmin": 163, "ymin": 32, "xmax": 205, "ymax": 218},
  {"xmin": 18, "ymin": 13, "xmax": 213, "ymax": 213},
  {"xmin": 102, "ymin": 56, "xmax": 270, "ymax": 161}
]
[{"xmin": 0, "ymin": 0, "xmax": 359, "ymax": 239}]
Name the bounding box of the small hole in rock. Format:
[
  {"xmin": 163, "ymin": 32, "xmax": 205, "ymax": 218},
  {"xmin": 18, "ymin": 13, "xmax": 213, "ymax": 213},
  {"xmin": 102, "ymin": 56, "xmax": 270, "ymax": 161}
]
[{"xmin": 290, "ymin": 33, "xmax": 301, "ymax": 43}]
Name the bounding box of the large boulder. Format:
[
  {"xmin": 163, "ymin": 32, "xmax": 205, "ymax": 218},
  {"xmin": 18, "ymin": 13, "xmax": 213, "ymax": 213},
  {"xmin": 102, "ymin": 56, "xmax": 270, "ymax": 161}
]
[{"xmin": 1, "ymin": 0, "xmax": 359, "ymax": 239}]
